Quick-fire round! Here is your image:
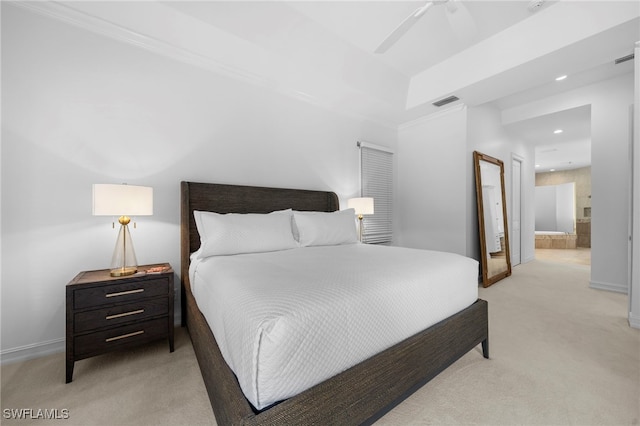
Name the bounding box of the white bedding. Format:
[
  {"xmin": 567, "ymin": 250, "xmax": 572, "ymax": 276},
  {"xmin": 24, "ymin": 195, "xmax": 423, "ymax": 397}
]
[{"xmin": 189, "ymin": 243, "xmax": 479, "ymax": 410}]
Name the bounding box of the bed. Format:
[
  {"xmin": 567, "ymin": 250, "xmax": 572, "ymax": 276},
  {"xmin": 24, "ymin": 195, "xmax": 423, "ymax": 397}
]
[{"xmin": 180, "ymin": 181, "xmax": 489, "ymax": 425}]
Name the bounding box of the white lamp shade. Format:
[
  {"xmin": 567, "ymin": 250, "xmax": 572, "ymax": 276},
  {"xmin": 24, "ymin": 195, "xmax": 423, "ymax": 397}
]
[
  {"xmin": 93, "ymin": 184, "xmax": 153, "ymax": 216},
  {"xmin": 347, "ymin": 197, "xmax": 374, "ymax": 215}
]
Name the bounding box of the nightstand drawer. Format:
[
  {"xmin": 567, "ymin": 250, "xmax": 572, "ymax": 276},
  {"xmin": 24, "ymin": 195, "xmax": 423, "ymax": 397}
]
[
  {"xmin": 66, "ymin": 263, "xmax": 174, "ymax": 382},
  {"xmin": 74, "ymin": 317, "xmax": 168, "ymax": 358},
  {"xmin": 74, "ymin": 278, "xmax": 169, "ymax": 309},
  {"xmin": 74, "ymin": 298, "xmax": 169, "ymax": 333}
]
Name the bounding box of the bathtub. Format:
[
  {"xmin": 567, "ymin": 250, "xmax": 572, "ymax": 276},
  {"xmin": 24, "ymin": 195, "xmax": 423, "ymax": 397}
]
[{"xmin": 535, "ymin": 231, "xmax": 577, "ymax": 249}]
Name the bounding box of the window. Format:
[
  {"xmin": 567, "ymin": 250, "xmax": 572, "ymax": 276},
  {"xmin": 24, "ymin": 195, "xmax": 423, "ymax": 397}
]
[{"xmin": 358, "ymin": 141, "xmax": 393, "ymax": 244}]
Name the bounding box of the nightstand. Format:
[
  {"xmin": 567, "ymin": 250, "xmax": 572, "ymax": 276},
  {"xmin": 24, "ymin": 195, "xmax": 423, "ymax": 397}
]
[{"xmin": 66, "ymin": 263, "xmax": 174, "ymax": 383}]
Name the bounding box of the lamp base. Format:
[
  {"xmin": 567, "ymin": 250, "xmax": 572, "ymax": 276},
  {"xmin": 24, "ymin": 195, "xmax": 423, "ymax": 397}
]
[
  {"xmin": 110, "ymin": 221, "xmax": 139, "ymax": 277},
  {"xmin": 110, "ymin": 266, "xmax": 137, "ymax": 277}
]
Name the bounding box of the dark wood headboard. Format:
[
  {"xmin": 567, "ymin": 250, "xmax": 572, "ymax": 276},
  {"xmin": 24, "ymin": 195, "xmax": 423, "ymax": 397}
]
[{"xmin": 180, "ymin": 181, "xmax": 340, "ymax": 317}]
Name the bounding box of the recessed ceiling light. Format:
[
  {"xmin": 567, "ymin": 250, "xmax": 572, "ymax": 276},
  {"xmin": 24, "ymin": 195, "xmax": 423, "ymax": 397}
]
[
  {"xmin": 555, "ymin": 75, "xmax": 567, "ymax": 81},
  {"xmin": 535, "ymin": 164, "xmax": 541, "ymax": 168},
  {"xmin": 550, "ymin": 168, "xmax": 556, "ymax": 172},
  {"xmin": 554, "ymin": 129, "xmax": 563, "ymax": 134}
]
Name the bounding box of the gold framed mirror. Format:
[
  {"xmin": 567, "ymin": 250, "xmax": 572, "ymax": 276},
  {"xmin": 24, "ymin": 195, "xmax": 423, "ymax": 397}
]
[{"xmin": 474, "ymin": 151, "xmax": 511, "ymax": 287}]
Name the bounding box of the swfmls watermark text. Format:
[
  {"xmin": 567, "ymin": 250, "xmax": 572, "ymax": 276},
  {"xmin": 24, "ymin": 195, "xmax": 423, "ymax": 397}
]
[{"xmin": 3, "ymin": 408, "xmax": 70, "ymax": 420}]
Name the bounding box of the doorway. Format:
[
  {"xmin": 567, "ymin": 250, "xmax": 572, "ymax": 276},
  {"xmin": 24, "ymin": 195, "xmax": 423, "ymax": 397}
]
[{"xmin": 534, "ymin": 167, "xmax": 592, "ymax": 267}]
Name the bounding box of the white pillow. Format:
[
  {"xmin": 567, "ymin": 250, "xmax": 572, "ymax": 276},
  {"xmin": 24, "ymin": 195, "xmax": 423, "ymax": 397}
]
[
  {"xmin": 194, "ymin": 209, "xmax": 297, "ymax": 257},
  {"xmin": 293, "ymin": 209, "xmax": 358, "ymax": 247}
]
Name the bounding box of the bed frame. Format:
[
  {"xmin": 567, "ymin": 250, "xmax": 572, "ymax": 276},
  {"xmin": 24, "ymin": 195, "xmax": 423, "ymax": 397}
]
[{"xmin": 180, "ymin": 181, "xmax": 489, "ymax": 425}]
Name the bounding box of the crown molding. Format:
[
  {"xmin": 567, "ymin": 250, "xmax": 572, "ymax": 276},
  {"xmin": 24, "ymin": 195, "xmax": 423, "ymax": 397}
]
[
  {"xmin": 10, "ymin": 1, "xmax": 401, "ymax": 130},
  {"xmin": 398, "ymin": 104, "xmax": 467, "ymax": 131},
  {"xmin": 11, "ymin": 1, "xmax": 270, "ymax": 88}
]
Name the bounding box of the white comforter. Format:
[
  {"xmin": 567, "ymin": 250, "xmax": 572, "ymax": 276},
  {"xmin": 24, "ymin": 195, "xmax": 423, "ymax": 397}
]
[{"xmin": 189, "ymin": 243, "xmax": 479, "ymax": 410}]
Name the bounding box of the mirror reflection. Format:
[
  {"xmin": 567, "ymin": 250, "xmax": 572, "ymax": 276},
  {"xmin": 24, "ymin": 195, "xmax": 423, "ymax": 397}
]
[{"xmin": 474, "ymin": 151, "xmax": 511, "ymax": 287}]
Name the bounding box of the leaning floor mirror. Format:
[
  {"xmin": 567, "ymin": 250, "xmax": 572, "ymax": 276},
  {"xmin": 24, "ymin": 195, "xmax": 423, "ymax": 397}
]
[{"xmin": 474, "ymin": 151, "xmax": 512, "ymax": 287}]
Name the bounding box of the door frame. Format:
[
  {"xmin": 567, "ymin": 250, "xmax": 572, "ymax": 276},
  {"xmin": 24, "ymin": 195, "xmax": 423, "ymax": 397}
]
[{"xmin": 511, "ymin": 153, "xmax": 524, "ymax": 267}]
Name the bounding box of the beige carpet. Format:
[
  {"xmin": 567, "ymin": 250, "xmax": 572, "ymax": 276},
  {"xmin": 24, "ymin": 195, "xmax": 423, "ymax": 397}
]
[
  {"xmin": 535, "ymin": 247, "xmax": 592, "ymax": 266},
  {"xmin": 2, "ymin": 258, "xmax": 639, "ymax": 425}
]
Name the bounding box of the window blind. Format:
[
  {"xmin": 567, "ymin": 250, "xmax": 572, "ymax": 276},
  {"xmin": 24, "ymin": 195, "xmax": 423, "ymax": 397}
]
[{"xmin": 359, "ymin": 142, "xmax": 393, "ymax": 244}]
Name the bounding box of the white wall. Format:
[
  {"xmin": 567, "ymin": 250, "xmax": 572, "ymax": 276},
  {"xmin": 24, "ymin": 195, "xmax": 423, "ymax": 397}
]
[
  {"xmin": 591, "ymin": 76, "xmax": 634, "ymax": 293},
  {"xmin": 396, "ymin": 106, "xmax": 467, "ymax": 255},
  {"xmin": 0, "ymin": 6, "xmax": 397, "ymax": 361},
  {"xmin": 396, "ymin": 103, "xmax": 536, "ymax": 269}
]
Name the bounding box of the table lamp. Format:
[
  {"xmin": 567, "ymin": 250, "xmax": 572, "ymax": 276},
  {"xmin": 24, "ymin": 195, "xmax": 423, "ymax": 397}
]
[
  {"xmin": 93, "ymin": 184, "xmax": 153, "ymax": 276},
  {"xmin": 347, "ymin": 197, "xmax": 374, "ymax": 242}
]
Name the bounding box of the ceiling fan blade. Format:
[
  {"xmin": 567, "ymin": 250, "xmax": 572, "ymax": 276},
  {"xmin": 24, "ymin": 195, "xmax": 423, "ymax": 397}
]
[
  {"xmin": 374, "ymin": 2, "xmax": 434, "ymax": 54},
  {"xmin": 445, "ymin": 0, "xmax": 477, "ymax": 44}
]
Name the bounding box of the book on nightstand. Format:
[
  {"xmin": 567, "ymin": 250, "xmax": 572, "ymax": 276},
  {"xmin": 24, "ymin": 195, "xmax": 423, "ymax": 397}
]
[{"xmin": 144, "ymin": 266, "xmax": 172, "ymax": 274}]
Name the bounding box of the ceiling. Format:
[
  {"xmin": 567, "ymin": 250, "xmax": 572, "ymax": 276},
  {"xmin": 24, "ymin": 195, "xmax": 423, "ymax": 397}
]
[
  {"xmin": 159, "ymin": 0, "xmax": 637, "ymax": 172},
  {"xmin": 504, "ymin": 105, "xmax": 592, "ymax": 172},
  {"xmin": 26, "ymin": 1, "xmax": 640, "ymax": 171},
  {"xmin": 166, "ymin": 0, "xmax": 548, "ymax": 79}
]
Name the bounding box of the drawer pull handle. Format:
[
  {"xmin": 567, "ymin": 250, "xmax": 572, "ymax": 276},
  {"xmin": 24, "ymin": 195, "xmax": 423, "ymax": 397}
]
[
  {"xmin": 105, "ymin": 330, "xmax": 144, "ymax": 342},
  {"xmin": 105, "ymin": 289, "xmax": 144, "ymax": 298},
  {"xmin": 106, "ymin": 309, "xmax": 144, "ymax": 320}
]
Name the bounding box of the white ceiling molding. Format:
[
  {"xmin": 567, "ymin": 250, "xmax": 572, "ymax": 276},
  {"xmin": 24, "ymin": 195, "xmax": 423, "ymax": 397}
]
[
  {"xmin": 407, "ymin": 1, "xmax": 640, "ymax": 111},
  {"xmin": 10, "ymin": 1, "xmax": 637, "ymax": 132},
  {"xmin": 11, "ymin": 1, "xmax": 272, "ymax": 89},
  {"xmin": 11, "ymin": 1, "xmax": 402, "ymax": 129},
  {"xmin": 398, "ymin": 103, "xmax": 467, "ymax": 131}
]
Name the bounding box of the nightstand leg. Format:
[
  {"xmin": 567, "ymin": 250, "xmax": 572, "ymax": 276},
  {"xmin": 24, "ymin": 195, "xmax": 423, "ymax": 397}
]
[
  {"xmin": 66, "ymin": 361, "xmax": 74, "ymax": 383},
  {"xmin": 169, "ymin": 325, "xmax": 174, "ymax": 352}
]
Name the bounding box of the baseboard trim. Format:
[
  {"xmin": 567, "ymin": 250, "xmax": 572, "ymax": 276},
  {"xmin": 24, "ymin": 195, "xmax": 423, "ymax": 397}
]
[
  {"xmin": 1, "ymin": 315, "xmax": 183, "ymax": 365},
  {"xmin": 589, "ymin": 280, "xmax": 628, "ymax": 294},
  {"xmin": 0, "ymin": 338, "xmax": 65, "ymax": 366},
  {"xmin": 629, "ymin": 312, "xmax": 640, "ymax": 329}
]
